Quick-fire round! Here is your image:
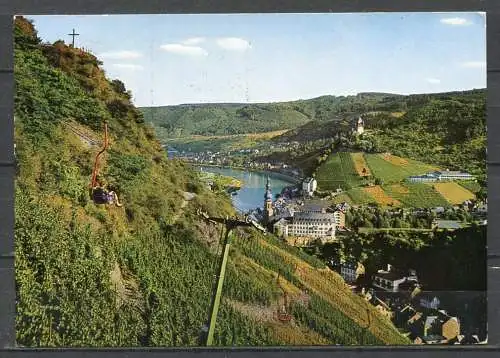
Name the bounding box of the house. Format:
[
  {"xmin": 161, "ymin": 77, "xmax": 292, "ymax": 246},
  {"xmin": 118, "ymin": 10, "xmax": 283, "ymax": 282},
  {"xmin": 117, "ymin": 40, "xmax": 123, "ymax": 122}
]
[
  {"xmin": 410, "ymin": 311, "xmax": 461, "ymax": 342},
  {"xmin": 340, "ymin": 261, "xmax": 364, "ymax": 283},
  {"xmin": 432, "ymin": 220, "xmax": 462, "ymax": 230},
  {"xmin": 433, "ymin": 170, "xmax": 475, "ymax": 181},
  {"xmin": 302, "ymin": 177, "xmax": 317, "ymax": 197},
  {"xmin": 425, "ymin": 312, "xmax": 461, "ymax": 341},
  {"xmin": 372, "ymin": 265, "xmax": 418, "ymax": 293},
  {"xmin": 333, "ymin": 210, "xmax": 346, "ymax": 227},
  {"xmin": 419, "ymin": 294, "xmax": 441, "ymax": 310}
]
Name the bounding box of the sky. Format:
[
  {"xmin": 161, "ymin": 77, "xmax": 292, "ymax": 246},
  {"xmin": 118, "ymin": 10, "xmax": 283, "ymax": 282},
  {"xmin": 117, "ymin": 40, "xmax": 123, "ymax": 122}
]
[{"xmin": 26, "ymin": 12, "xmax": 486, "ymax": 107}]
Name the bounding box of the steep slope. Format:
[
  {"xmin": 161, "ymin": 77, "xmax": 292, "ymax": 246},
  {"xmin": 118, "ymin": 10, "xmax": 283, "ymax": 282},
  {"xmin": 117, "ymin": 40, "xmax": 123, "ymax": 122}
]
[{"xmin": 14, "ymin": 16, "xmax": 408, "ymax": 347}]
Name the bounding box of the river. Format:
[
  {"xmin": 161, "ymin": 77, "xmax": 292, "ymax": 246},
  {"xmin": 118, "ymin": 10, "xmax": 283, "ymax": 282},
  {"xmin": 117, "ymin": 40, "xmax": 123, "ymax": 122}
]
[{"xmin": 198, "ymin": 166, "xmax": 297, "ymax": 213}]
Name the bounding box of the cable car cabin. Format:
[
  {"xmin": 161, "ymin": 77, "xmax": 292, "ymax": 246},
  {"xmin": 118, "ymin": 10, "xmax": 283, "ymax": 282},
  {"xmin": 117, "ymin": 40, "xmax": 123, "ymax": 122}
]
[
  {"xmin": 90, "ymin": 187, "xmax": 122, "ymax": 207},
  {"xmin": 92, "ymin": 187, "xmax": 112, "ymax": 204}
]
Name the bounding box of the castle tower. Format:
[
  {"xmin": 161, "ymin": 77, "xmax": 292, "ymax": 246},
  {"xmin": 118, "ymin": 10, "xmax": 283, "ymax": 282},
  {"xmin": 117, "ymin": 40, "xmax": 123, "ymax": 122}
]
[
  {"xmin": 264, "ymin": 176, "xmax": 274, "ymax": 221},
  {"xmin": 356, "ymin": 117, "xmax": 364, "ymax": 135}
]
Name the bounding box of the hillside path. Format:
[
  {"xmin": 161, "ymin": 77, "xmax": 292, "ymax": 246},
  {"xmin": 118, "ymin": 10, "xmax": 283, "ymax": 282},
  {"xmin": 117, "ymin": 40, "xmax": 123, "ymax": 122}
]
[{"xmin": 172, "ymin": 191, "xmax": 197, "ymax": 223}]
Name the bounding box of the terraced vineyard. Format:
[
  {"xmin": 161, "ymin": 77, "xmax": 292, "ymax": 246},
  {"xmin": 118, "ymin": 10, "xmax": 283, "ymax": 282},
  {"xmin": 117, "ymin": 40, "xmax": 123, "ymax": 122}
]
[
  {"xmin": 351, "ymin": 152, "xmax": 371, "ymax": 176},
  {"xmin": 316, "ymin": 152, "xmax": 364, "ymax": 190},
  {"xmin": 363, "ymin": 185, "xmax": 401, "ymax": 206},
  {"xmin": 317, "ymin": 152, "xmax": 448, "ymax": 207},
  {"xmin": 430, "ymin": 182, "xmax": 475, "ymax": 205},
  {"xmin": 364, "ymin": 154, "xmax": 438, "ymax": 184},
  {"xmin": 383, "ymin": 183, "xmax": 449, "ymax": 207}
]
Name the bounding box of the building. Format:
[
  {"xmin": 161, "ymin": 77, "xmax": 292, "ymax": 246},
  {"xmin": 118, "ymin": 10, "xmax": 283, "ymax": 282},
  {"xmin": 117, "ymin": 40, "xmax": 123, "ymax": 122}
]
[
  {"xmin": 434, "ymin": 170, "xmax": 475, "ymax": 181},
  {"xmin": 287, "ymin": 212, "xmax": 336, "ymax": 240},
  {"xmin": 424, "ymin": 312, "xmax": 461, "ymax": 341},
  {"xmin": 333, "ymin": 210, "xmax": 346, "ymax": 227},
  {"xmin": 353, "ymin": 116, "xmax": 364, "ymax": 135},
  {"xmin": 407, "ymin": 173, "xmax": 439, "ymax": 183},
  {"xmin": 408, "ymin": 170, "xmax": 475, "ymax": 183},
  {"xmin": 273, "ymin": 211, "xmax": 337, "ymax": 244},
  {"xmin": 372, "ymin": 265, "xmax": 418, "ymax": 293},
  {"xmin": 340, "ymin": 261, "xmax": 364, "ymax": 283},
  {"xmin": 302, "ymin": 177, "xmax": 317, "ymax": 197},
  {"xmin": 432, "ymin": 220, "xmax": 462, "ymax": 230},
  {"xmin": 419, "ymin": 294, "xmax": 441, "ymax": 310}
]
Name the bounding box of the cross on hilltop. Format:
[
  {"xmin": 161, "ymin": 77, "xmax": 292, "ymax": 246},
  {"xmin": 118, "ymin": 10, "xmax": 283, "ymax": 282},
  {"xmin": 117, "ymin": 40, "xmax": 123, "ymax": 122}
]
[{"xmin": 67, "ymin": 28, "xmax": 79, "ymax": 47}]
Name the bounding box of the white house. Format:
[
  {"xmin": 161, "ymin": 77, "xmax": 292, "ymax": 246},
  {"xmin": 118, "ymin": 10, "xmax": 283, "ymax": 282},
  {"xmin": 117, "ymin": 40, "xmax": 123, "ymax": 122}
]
[
  {"xmin": 302, "ymin": 177, "xmax": 317, "ymax": 197},
  {"xmin": 372, "ymin": 265, "xmax": 418, "ymax": 293}
]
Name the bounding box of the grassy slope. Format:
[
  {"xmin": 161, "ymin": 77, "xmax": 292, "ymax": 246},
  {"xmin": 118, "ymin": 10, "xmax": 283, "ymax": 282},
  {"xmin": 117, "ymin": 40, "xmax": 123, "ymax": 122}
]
[{"xmin": 14, "ymin": 17, "xmax": 407, "ymax": 347}]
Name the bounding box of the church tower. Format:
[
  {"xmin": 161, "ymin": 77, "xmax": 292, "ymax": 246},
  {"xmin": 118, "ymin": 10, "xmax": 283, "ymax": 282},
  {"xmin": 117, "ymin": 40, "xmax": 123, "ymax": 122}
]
[{"xmin": 264, "ymin": 176, "xmax": 274, "ymax": 221}]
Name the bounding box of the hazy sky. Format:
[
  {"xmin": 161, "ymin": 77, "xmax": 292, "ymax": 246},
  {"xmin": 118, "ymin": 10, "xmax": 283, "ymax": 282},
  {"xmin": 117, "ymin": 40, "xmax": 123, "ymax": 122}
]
[{"xmin": 27, "ymin": 12, "xmax": 486, "ymax": 107}]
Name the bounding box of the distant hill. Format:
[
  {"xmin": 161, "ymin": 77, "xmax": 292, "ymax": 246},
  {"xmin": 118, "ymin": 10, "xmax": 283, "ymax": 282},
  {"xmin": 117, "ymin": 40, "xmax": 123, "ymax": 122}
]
[{"xmin": 140, "ymin": 92, "xmax": 411, "ymax": 139}]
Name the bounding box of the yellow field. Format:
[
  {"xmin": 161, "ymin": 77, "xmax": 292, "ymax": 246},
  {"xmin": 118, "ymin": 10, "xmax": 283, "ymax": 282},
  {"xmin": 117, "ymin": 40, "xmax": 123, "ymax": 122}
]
[
  {"xmin": 390, "ymin": 111, "xmax": 407, "ymax": 118},
  {"xmin": 351, "ymin": 152, "xmax": 371, "ymax": 176},
  {"xmin": 430, "ymin": 182, "xmax": 475, "ymax": 204},
  {"xmin": 363, "ymin": 185, "xmax": 401, "ymax": 206},
  {"xmin": 380, "ymin": 153, "xmax": 408, "ymax": 166},
  {"xmin": 388, "ymin": 184, "xmax": 409, "ymax": 194},
  {"xmin": 184, "ymin": 129, "xmax": 288, "ymax": 141}
]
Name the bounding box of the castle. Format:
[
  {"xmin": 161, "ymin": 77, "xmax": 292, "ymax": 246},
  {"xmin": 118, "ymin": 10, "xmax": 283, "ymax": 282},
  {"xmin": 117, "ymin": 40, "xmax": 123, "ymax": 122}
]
[{"xmin": 353, "ymin": 116, "xmax": 364, "ymax": 135}]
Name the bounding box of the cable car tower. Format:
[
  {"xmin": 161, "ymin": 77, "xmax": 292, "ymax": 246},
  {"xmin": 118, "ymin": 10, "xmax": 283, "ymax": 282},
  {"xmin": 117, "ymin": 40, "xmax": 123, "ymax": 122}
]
[{"xmin": 197, "ymin": 210, "xmax": 267, "ymax": 346}]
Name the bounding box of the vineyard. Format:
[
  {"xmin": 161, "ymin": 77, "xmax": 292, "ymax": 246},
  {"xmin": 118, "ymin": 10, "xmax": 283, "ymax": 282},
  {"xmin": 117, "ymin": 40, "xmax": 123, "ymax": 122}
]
[
  {"xmin": 364, "ymin": 154, "xmax": 438, "ymax": 184},
  {"xmin": 430, "ymin": 182, "xmax": 476, "ymax": 205},
  {"xmin": 351, "ymin": 152, "xmax": 371, "ymax": 176},
  {"xmin": 363, "ymin": 185, "xmax": 401, "ymax": 207},
  {"xmin": 315, "ymin": 151, "xmax": 449, "ymax": 207},
  {"xmin": 315, "ymin": 152, "xmax": 364, "ymax": 191},
  {"xmin": 382, "ymin": 183, "xmax": 449, "ymax": 208}
]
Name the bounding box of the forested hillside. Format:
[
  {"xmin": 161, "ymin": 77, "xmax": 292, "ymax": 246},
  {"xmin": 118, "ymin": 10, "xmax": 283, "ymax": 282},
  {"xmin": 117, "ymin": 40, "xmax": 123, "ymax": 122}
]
[
  {"xmin": 141, "ymin": 93, "xmax": 408, "ymax": 139},
  {"xmin": 14, "ymin": 17, "xmax": 408, "ymax": 347}
]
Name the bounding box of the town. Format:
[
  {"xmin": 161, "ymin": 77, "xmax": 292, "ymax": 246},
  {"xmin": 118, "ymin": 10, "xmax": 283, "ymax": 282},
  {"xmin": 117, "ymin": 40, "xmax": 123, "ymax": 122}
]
[{"xmin": 234, "ymin": 171, "xmax": 487, "ymax": 345}]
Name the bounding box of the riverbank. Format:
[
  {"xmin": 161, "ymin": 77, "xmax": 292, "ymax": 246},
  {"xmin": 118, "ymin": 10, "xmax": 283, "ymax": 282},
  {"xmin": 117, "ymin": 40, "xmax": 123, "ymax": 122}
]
[{"xmin": 190, "ymin": 162, "xmax": 302, "ymax": 185}]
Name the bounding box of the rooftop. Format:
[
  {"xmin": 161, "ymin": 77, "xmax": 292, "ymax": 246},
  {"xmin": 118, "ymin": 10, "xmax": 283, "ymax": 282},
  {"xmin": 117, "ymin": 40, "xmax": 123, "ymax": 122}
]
[
  {"xmin": 434, "ymin": 220, "xmax": 462, "ymax": 229},
  {"xmin": 374, "ymin": 270, "xmax": 406, "ymax": 281},
  {"xmin": 293, "ymin": 212, "xmax": 336, "ymax": 221}
]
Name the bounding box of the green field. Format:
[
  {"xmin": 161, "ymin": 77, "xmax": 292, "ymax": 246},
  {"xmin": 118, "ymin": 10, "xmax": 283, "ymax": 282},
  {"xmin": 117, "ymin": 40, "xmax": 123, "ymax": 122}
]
[
  {"xmin": 457, "ymin": 180, "xmax": 482, "ymax": 194},
  {"xmin": 383, "ymin": 183, "xmax": 449, "ymax": 208},
  {"xmin": 364, "ymin": 154, "xmax": 438, "ymax": 184},
  {"xmin": 316, "ymin": 152, "xmax": 364, "ymax": 191}
]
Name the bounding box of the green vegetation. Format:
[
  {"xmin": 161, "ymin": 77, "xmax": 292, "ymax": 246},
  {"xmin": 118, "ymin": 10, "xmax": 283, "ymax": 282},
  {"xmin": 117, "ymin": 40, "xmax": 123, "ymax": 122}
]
[
  {"xmin": 315, "ymin": 152, "xmax": 363, "ymax": 191},
  {"xmin": 15, "ymin": 16, "xmax": 406, "ymax": 347},
  {"xmin": 364, "ymin": 154, "xmax": 437, "ymax": 184},
  {"xmin": 382, "ymin": 183, "xmax": 449, "ymax": 208},
  {"xmin": 141, "ymin": 93, "xmax": 405, "ymax": 139}
]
